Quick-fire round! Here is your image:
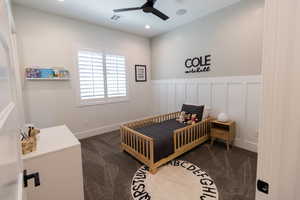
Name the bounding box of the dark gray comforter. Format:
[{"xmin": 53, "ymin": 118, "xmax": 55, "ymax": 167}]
[{"xmin": 134, "ymin": 119, "xmax": 187, "ymax": 162}]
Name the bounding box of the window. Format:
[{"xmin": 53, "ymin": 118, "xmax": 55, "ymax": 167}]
[
  {"xmin": 77, "ymin": 50, "xmax": 128, "ymax": 105},
  {"xmin": 105, "ymin": 54, "xmax": 127, "ymax": 98}
]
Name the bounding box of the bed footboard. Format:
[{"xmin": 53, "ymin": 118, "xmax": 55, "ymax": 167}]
[
  {"xmin": 120, "ymin": 126, "xmax": 154, "ymax": 166},
  {"xmin": 120, "ymin": 112, "xmax": 180, "ymax": 173}
]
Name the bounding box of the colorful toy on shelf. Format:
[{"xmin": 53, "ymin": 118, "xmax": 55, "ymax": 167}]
[
  {"xmin": 53, "ymin": 69, "xmax": 59, "ymax": 77},
  {"xmin": 40, "ymin": 68, "xmax": 54, "ymax": 78},
  {"xmin": 59, "ymin": 69, "xmax": 69, "ymax": 78},
  {"xmin": 25, "ymin": 67, "xmax": 70, "ymax": 80},
  {"xmin": 26, "ymin": 68, "xmax": 41, "ymax": 78}
]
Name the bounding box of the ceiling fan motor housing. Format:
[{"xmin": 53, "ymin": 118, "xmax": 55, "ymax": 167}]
[
  {"xmin": 142, "ymin": 1, "xmax": 155, "ymax": 13},
  {"xmin": 143, "ymin": 7, "xmax": 153, "ymax": 13}
]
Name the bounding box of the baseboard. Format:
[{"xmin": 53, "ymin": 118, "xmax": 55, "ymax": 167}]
[
  {"xmin": 74, "ymin": 115, "xmax": 154, "ymax": 140},
  {"xmin": 234, "ymin": 139, "xmax": 257, "ymax": 153},
  {"xmin": 75, "ymin": 123, "xmax": 120, "ymax": 140}
]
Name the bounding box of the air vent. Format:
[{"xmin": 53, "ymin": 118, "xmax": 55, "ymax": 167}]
[
  {"xmin": 176, "ymin": 9, "xmax": 187, "ymax": 16},
  {"xmin": 111, "ymin": 15, "xmax": 121, "ymax": 21}
]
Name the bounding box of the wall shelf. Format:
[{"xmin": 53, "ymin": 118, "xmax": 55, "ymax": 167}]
[
  {"xmin": 26, "ymin": 78, "xmax": 70, "ymax": 81},
  {"xmin": 25, "ymin": 67, "xmax": 70, "ymax": 81}
]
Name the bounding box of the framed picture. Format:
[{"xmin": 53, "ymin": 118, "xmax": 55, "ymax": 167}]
[{"xmin": 135, "ymin": 65, "xmax": 147, "ymax": 82}]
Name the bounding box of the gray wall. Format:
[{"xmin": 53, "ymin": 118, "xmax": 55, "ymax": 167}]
[
  {"xmin": 13, "ymin": 5, "xmax": 152, "ymax": 135},
  {"xmin": 151, "ymin": 0, "xmax": 264, "ymax": 80}
]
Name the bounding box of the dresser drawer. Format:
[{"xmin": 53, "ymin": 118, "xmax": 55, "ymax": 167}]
[{"xmin": 211, "ymin": 128, "xmax": 229, "ymax": 139}]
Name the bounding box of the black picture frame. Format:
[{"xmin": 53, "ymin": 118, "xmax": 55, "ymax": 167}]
[{"xmin": 135, "ymin": 65, "xmax": 147, "ymax": 82}]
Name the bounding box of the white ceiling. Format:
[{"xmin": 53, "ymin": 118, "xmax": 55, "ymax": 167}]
[{"xmin": 12, "ymin": 0, "xmax": 241, "ymax": 37}]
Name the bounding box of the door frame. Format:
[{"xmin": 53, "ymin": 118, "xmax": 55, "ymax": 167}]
[
  {"xmin": 0, "ymin": 0, "xmax": 25, "ymax": 199},
  {"xmin": 256, "ymin": 0, "xmax": 300, "ymax": 199},
  {"xmin": 6, "ymin": 0, "xmax": 25, "ymax": 127}
]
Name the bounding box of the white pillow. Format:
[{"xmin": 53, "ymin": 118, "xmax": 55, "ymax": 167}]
[{"xmin": 202, "ymin": 106, "xmax": 211, "ymax": 120}]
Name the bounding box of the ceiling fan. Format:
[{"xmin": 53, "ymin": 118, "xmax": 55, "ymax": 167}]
[{"xmin": 113, "ymin": 0, "xmax": 169, "ymax": 21}]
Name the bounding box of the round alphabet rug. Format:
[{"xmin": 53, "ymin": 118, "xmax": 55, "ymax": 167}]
[{"xmin": 131, "ymin": 160, "xmax": 219, "ymax": 200}]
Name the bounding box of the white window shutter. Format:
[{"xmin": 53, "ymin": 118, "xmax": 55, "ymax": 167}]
[
  {"xmin": 105, "ymin": 54, "xmax": 127, "ymax": 98},
  {"xmin": 78, "ymin": 51, "xmax": 105, "ymax": 100}
]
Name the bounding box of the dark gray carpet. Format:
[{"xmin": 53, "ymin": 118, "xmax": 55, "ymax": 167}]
[{"xmin": 80, "ymin": 130, "xmax": 257, "ymax": 200}]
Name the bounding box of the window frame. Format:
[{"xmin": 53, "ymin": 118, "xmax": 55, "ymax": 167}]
[{"xmin": 75, "ymin": 48, "xmax": 130, "ymax": 107}]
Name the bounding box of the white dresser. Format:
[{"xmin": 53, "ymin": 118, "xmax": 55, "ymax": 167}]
[{"xmin": 22, "ymin": 125, "xmax": 84, "ymax": 200}]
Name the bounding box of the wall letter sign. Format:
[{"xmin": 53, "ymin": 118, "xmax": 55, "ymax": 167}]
[{"xmin": 185, "ymin": 54, "xmax": 212, "ymax": 73}]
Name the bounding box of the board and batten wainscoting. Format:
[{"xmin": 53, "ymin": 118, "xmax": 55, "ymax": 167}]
[{"xmin": 152, "ymin": 75, "xmax": 261, "ymax": 152}]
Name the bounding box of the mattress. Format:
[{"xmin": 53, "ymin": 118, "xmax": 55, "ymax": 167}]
[{"xmin": 134, "ymin": 119, "xmax": 187, "ymax": 162}]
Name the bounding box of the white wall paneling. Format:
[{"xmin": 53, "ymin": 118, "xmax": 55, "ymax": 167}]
[
  {"xmin": 167, "ymin": 82, "xmax": 176, "ymax": 113},
  {"xmin": 175, "ymin": 82, "xmax": 186, "ymax": 112},
  {"xmin": 211, "ymin": 83, "xmax": 227, "ymax": 117},
  {"xmin": 159, "ymin": 83, "xmax": 169, "ymax": 115},
  {"xmin": 152, "ymin": 75, "xmax": 261, "ymax": 152},
  {"xmin": 186, "ymin": 82, "xmax": 198, "ymax": 105},
  {"xmin": 198, "ymin": 83, "xmax": 212, "ymax": 108}
]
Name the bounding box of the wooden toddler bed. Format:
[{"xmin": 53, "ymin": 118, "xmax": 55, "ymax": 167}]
[{"xmin": 120, "ymin": 111, "xmax": 211, "ymax": 174}]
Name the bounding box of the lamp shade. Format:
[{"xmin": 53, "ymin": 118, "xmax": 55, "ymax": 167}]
[{"xmin": 217, "ymin": 113, "xmax": 229, "ymax": 122}]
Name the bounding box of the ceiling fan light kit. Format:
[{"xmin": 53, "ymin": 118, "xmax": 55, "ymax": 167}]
[{"xmin": 113, "ymin": 0, "xmax": 169, "ymax": 21}]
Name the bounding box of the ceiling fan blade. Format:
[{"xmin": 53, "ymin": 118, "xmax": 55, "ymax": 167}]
[
  {"xmin": 147, "ymin": 0, "xmax": 157, "ymax": 5},
  {"xmin": 113, "ymin": 7, "xmax": 142, "ymax": 13},
  {"xmin": 142, "ymin": 0, "xmax": 157, "ymax": 8},
  {"xmin": 151, "ymin": 8, "xmax": 169, "ymax": 21}
]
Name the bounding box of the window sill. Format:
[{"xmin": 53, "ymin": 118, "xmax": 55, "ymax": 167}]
[{"xmin": 77, "ymin": 97, "xmax": 130, "ymax": 107}]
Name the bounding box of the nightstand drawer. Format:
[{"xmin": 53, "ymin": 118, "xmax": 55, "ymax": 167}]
[
  {"xmin": 211, "ymin": 128, "xmax": 229, "ymax": 139},
  {"xmin": 210, "ymin": 120, "xmax": 235, "ymax": 151}
]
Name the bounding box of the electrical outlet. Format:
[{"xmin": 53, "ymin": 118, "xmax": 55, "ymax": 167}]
[{"xmin": 257, "ymin": 180, "xmax": 269, "ymax": 194}]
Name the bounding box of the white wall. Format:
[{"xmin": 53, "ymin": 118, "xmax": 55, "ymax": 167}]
[
  {"xmin": 152, "ymin": 75, "xmax": 261, "ymax": 152},
  {"xmin": 151, "ymin": 0, "xmax": 264, "ymax": 80},
  {"xmin": 13, "ymin": 5, "xmax": 152, "ymax": 137}
]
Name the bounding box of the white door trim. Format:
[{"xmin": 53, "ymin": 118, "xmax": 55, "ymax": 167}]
[{"xmin": 0, "ymin": 1, "xmax": 24, "ymax": 200}]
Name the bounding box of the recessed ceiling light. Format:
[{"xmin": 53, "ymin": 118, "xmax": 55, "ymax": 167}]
[
  {"xmin": 57, "ymin": 0, "xmax": 64, "ymax": 2},
  {"xmin": 145, "ymin": 25, "xmax": 151, "ymax": 29},
  {"xmin": 176, "ymin": 9, "xmax": 187, "ymax": 16}
]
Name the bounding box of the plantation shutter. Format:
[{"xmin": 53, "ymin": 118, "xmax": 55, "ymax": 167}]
[
  {"xmin": 105, "ymin": 54, "xmax": 127, "ymax": 97},
  {"xmin": 78, "ymin": 51, "xmax": 105, "ymax": 100}
]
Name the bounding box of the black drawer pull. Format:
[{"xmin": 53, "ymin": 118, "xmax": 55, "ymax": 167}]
[{"xmin": 23, "ymin": 170, "xmax": 40, "ymax": 188}]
